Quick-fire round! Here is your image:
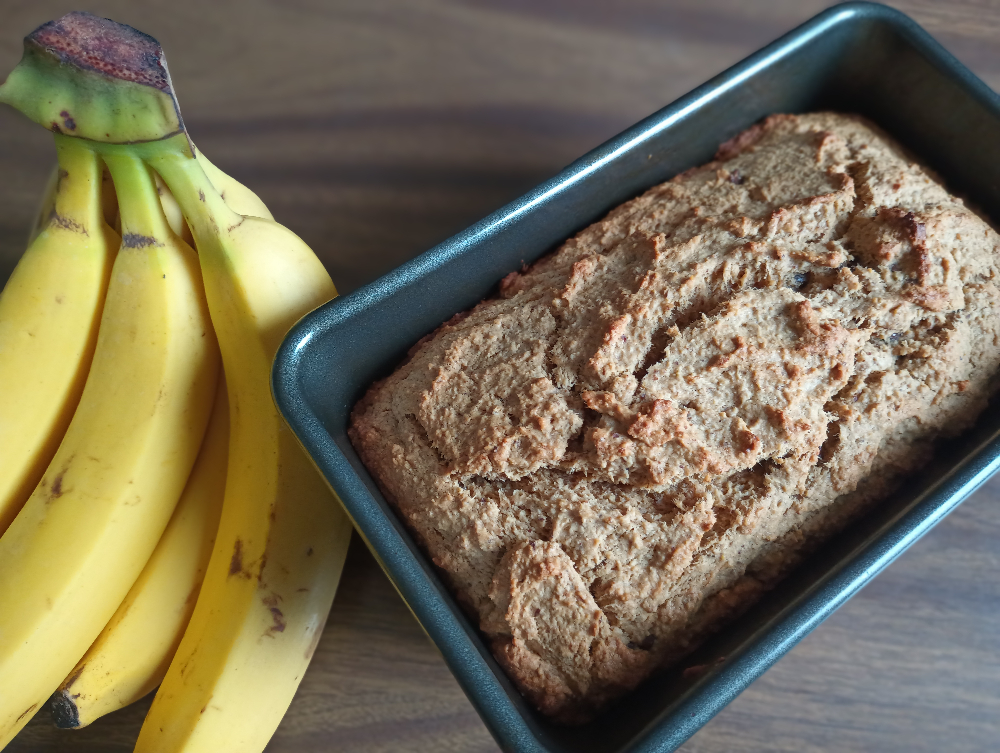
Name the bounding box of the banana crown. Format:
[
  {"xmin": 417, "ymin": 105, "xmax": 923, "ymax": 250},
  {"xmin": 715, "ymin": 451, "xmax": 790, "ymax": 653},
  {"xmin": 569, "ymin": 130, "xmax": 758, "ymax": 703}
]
[
  {"xmin": 0, "ymin": 11, "xmax": 256, "ymax": 265},
  {"xmin": 0, "ymin": 12, "xmax": 189, "ymax": 151}
]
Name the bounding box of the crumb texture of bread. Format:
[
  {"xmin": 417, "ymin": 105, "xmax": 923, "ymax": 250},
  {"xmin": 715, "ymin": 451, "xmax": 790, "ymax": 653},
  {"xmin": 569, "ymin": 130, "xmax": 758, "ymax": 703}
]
[{"xmin": 349, "ymin": 113, "xmax": 1000, "ymax": 722}]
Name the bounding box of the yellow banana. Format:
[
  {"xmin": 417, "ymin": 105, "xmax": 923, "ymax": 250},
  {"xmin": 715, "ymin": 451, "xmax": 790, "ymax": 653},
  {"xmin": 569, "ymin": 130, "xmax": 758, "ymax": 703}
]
[
  {"xmin": 135, "ymin": 139, "xmax": 350, "ymax": 753},
  {"xmin": 0, "ymin": 135, "xmax": 118, "ymax": 535},
  {"xmin": 50, "ymin": 373, "xmax": 229, "ymax": 729},
  {"xmin": 0, "ymin": 151, "xmax": 218, "ymax": 746}
]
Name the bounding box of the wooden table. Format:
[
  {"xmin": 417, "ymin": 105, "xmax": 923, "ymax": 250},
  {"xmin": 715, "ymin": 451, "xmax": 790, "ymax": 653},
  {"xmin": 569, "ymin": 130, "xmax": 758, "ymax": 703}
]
[{"xmin": 2, "ymin": 1, "xmax": 999, "ymax": 751}]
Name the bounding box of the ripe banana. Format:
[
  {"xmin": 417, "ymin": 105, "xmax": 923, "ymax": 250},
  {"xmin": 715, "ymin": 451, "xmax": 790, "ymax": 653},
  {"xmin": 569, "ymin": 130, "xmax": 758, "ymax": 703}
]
[
  {"xmin": 19, "ymin": 154, "xmax": 316, "ymax": 743},
  {"xmin": 50, "ymin": 372, "xmax": 229, "ymax": 729},
  {"xmin": 134, "ymin": 140, "xmax": 350, "ymax": 753},
  {"xmin": 0, "ymin": 151, "xmax": 218, "ymax": 746},
  {"xmin": 0, "ymin": 135, "xmax": 118, "ymax": 535}
]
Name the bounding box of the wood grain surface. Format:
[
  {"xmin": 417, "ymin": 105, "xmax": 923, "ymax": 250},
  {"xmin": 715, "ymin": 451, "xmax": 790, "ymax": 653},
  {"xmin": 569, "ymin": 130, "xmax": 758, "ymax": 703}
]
[{"xmin": 2, "ymin": 1, "xmax": 999, "ymax": 751}]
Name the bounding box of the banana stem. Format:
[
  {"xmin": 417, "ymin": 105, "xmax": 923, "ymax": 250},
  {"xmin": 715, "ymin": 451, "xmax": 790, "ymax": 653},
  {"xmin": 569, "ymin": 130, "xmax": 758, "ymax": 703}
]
[
  {"xmin": 51, "ymin": 135, "xmax": 104, "ymax": 234},
  {"xmin": 144, "ymin": 148, "xmax": 243, "ymax": 251},
  {"xmin": 102, "ymin": 151, "xmax": 173, "ymax": 244}
]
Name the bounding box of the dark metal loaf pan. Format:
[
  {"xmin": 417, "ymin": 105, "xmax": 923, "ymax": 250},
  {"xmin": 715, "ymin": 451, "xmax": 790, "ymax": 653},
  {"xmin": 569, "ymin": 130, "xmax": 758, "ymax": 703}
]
[{"xmin": 272, "ymin": 3, "xmax": 1000, "ymax": 751}]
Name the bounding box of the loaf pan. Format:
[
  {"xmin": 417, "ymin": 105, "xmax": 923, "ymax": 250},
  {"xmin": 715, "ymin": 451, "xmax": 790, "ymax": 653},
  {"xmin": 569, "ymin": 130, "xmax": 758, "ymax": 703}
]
[{"xmin": 272, "ymin": 3, "xmax": 1000, "ymax": 751}]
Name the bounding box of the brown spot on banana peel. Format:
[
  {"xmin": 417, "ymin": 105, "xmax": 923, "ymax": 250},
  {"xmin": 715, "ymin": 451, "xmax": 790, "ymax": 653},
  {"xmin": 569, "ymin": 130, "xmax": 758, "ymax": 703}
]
[
  {"xmin": 229, "ymin": 539, "xmax": 261, "ymax": 580},
  {"xmin": 178, "ymin": 647, "xmax": 197, "ymax": 678},
  {"xmin": 51, "ymin": 213, "xmax": 87, "ymax": 234},
  {"xmin": 59, "ymin": 109, "xmax": 76, "ymax": 130},
  {"xmin": 46, "ymin": 458, "xmax": 74, "ymax": 502},
  {"xmin": 262, "ymin": 592, "xmax": 286, "ymax": 637},
  {"xmin": 62, "ymin": 664, "xmax": 85, "ymax": 690},
  {"xmin": 122, "ymin": 233, "xmax": 162, "ymax": 248},
  {"xmin": 228, "ymin": 538, "xmax": 246, "ymax": 578},
  {"xmin": 15, "ymin": 703, "xmax": 37, "ymax": 724},
  {"xmin": 231, "ymin": 536, "xmax": 276, "ymax": 583}
]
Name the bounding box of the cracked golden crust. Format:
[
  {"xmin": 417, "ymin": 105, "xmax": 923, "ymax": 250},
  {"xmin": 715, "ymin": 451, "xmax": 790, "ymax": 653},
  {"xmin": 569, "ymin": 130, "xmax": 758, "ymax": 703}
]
[{"xmin": 349, "ymin": 113, "xmax": 1000, "ymax": 722}]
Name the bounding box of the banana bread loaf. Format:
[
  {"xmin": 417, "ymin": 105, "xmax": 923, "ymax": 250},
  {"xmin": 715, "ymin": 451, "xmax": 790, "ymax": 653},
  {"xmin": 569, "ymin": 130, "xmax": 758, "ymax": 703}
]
[{"xmin": 349, "ymin": 112, "xmax": 1000, "ymax": 722}]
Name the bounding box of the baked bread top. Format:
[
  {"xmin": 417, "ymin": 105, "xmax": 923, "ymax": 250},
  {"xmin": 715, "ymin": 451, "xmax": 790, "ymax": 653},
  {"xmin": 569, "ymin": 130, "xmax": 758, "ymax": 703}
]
[{"xmin": 349, "ymin": 113, "xmax": 1000, "ymax": 721}]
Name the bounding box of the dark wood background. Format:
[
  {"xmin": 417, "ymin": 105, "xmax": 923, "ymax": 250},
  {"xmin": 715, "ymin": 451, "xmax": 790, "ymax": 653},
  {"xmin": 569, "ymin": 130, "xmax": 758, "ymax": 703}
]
[{"xmin": 2, "ymin": 1, "xmax": 999, "ymax": 751}]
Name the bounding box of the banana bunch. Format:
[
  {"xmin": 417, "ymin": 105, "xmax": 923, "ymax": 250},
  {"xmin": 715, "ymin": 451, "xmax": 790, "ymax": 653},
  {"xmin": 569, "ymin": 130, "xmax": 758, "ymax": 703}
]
[{"xmin": 0, "ymin": 11, "xmax": 351, "ymax": 752}]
